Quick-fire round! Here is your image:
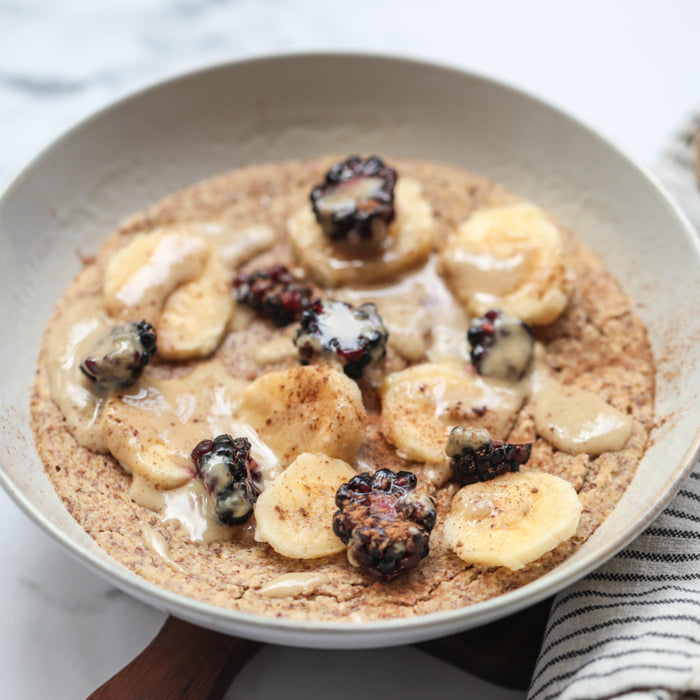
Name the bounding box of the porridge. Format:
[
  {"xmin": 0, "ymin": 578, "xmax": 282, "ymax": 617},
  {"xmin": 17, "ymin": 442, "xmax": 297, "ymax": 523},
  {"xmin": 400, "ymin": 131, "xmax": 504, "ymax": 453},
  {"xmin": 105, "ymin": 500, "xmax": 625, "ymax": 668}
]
[{"xmin": 30, "ymin": 155, "xmax": 654, "ymax": 621}]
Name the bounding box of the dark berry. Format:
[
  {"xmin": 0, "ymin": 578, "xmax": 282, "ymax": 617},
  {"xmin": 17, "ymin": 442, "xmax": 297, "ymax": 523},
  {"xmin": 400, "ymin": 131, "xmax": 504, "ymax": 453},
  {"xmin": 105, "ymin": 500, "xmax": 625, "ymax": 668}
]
[
  {"xmin": 446, "ymin": 426, "xmax": 532, "ymax": 486},
  {"xmin": 333, "ymin": 468, "xmax": 436, "ymax": 580},
  {"xmin": 293, "ymin": 299, "xmax": 388, "ymax": 379},
  {"xmin": 233, "ymin": 264, "xmax": 316, "ymax": 327},
  {"xmin": 467, "ymin": 309, "xmax": 534, "ymax": 381},
  {"xmin": 191, "ymin": 434, "xmax": 260, "ymax": 526},
  {"xmin": 80, "ymin": 320, "xmax": 157, "ymax": 391},
  {"xmin": 310, "ymin": 155, "xmax": 397, "ymax": 247}
]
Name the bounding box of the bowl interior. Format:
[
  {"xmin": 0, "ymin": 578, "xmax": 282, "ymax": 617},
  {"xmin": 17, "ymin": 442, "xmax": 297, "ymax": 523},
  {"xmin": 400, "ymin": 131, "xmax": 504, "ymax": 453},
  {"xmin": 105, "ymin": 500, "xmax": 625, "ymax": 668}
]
[{"xmin": 1, "ymin": 53, "xmax": 699, "ymax": 648}]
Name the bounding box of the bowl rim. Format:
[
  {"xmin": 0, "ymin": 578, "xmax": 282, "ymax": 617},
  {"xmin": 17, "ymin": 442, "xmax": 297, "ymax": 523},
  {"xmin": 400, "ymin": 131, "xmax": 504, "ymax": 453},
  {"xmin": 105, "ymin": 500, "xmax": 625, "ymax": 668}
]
[{"xmin": 2, "ymin": 50, "xmax": 699, "ymax": 646}]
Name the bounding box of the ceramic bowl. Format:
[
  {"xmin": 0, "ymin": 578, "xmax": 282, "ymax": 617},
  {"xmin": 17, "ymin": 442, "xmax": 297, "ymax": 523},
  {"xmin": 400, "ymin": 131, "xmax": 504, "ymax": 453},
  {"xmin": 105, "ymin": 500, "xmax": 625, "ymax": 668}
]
[{"xmin": 1, "ymin": 52, "xmax": 699, "ymax": 648}]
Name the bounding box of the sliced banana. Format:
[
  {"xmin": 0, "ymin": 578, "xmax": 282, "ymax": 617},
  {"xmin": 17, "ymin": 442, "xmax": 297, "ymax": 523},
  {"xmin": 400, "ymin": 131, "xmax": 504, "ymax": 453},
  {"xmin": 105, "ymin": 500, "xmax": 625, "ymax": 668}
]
[
  {"xmin": 443, "ymin": 470, "xmax": 582, "ymax": 570},
  {"xmin": 380, "ymin": 362, "xmax": 527, "ymax": 464},
  {"xmin": 103, "ymin": 230, "xmax": 235, "ymax": 359},
  {"xmin": 239, "ymin": 364, "xmax": 367, "ymax": 465},
  {"xmin": 157, "ymin": 242, "xmax": 234, "ymax": 360},
  {"xmin": 288, "ymin": 178, "xmax": 437, "ymax": 287},
  {"xmin": 99, "ymin": 361, "xmax": 248, "ymax": 490},
  {"xmin": 187, "ymin": 222, "xmax": 276, "ymax": 268},
  {"xmin": 254, "ymin": 452, "xmax": 357, "ymax": 559},
  {"xmin": 103, "ymin": 230, "xmax": 209, "ymax": 321},
  {"xmin": 440, "ymin": 203, "xmax": 569, "ymax": 326}
]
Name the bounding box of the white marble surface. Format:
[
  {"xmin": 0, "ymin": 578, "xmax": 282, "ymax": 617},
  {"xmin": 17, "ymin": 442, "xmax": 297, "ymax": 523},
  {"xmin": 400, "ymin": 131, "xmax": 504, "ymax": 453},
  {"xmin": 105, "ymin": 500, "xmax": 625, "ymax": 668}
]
[{"xmin": 1, "ymin": 1, "xmax": 699, "ymax": 698}]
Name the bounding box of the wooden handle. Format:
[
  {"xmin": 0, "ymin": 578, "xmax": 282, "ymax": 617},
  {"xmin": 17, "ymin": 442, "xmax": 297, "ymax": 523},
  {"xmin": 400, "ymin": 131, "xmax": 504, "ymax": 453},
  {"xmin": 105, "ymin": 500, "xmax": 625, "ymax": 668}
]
[
  {"xmin": 87, "ymin": 616, "xmax": 262, "ymax": 700},
  {"xmin": 88, "ymin": 598, "xmax": 551, "ymax": 698},
  {"xmin": 416, "ymin": 596, "xmax": 552, "ymax": 690}
]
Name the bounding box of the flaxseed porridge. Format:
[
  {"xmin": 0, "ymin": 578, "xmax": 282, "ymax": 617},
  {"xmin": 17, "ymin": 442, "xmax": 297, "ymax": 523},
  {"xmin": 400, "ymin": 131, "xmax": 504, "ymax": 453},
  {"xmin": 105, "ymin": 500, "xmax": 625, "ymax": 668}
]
[{"xmin": 30, "ymin": 155, "xmax": 654, "ymax": 621}]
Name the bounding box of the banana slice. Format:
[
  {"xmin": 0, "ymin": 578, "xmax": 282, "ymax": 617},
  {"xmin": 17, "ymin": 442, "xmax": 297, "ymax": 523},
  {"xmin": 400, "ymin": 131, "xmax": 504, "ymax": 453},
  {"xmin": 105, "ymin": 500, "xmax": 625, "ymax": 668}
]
[
  {"xmin": 99, "ymin": 361, "xmax": 248, "ymax": 490},
  {"xmin": 254, "ymin": 452, "xmax": 357, "ymax": 558},
  {"xmin": 157, "ymin": 242, "xmax": 234, "ymax": 360},
  {"xmin": 187, "ymin": 222, "xmax": 276, "ymax": 268},
  {"xmin": 239, "ymin": 364, "xmax": 367, "ymax": 465},
  {"xmin": 440, "ymin": 203, "xmax": 569, "ymax": 326},
  {"xmin": 443, "ymin": 470, "xmax": 582, "ymax": 570},
  {"xmin": 103, "ymin": 230, "xmax": 209, "ymax": 321},
  {"xmin": 103, "ymin": 230, "xmax": 235, "ymax": 359},
  {"xmin": 380, "ymin": 362, "xmax": 527, "ymax": 464},
  {"xmin": 288, "ymin": 178, "xmax": 437, "ymax": 287}
]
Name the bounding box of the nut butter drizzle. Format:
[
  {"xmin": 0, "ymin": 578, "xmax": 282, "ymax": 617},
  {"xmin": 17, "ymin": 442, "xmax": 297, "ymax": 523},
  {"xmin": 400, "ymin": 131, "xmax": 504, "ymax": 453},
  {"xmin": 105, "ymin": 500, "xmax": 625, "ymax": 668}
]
[
  {"xmin": 338, "ymin": 254, "xmax": 470, "ymax": 364},
  {"xmin": 531, "ymin": 373, "xmax": 633, "ymax": 455},
  {"xmin": 259, "ymin": 572, "xmax": 330, "ymax": 598},
  {"xmin": 132, "ymin": 479, "xmax": 235, "ymax": 544},
  {"xmin": 353, "ymin": 258, "xmax": 633, "ymax": 457},
  {"xmin": 45, "ymin": 297, "xmax": 113, "ymax": 452},
  {"xmin": 141, "ymin": 524, "xmax": 185, "ymax": 572}
]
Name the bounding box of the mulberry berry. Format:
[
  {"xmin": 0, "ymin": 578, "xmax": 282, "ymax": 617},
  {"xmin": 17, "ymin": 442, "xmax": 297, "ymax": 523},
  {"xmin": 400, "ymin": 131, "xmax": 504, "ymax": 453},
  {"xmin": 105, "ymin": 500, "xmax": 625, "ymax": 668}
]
[
  {"xmin": 233, "ymin": 264, "xmax": 315, "ymax": 326},
  {"xmin": 467, "ymin": 309, "xmax": 534, "ymax": 381},
  {"xmin": 80, "ymin": 320, "xmax": 157, "ymax": 391},
  {"xmin": 191, "ymin": 434, "xmax": 260, "ymax": 526},
  {"xmin": 333, "ymin": 469, "xmax": 436, "ymax": 580},
  {"xmin": 310, "ymin": 155, "xmax": 397, "ymax": 247},
  {"xmin": 293, "ymin": 299, "xmax": 388, "ymax": 379},
  {"xmin": 446, "ymin": 426, "xmax": 532, "ymax": 486}
]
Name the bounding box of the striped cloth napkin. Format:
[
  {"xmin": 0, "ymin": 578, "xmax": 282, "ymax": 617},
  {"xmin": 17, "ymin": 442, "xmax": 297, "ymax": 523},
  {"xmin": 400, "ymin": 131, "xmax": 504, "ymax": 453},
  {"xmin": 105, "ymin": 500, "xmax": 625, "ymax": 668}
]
[
  {"xmin": 528, "ymin": 466, "xmax": 700, "ymax": 700},
  {"xmin": 528, "ymin": 114, "xmax": 700, "ymax": 700}
]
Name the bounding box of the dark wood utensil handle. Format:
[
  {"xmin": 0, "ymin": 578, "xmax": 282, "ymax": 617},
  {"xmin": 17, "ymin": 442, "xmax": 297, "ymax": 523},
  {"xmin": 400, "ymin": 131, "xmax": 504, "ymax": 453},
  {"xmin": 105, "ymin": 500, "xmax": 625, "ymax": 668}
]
[
  {"xmin": 88, "ymin": 598, "xmax": 551, "ymax": 698},
  {"xmin": 87, "ymin": 616, "xmax": 262, "ymax": 700},
  {"xmin": 416, "ymin": 596, "xmax": 552, "ymax": 690}
]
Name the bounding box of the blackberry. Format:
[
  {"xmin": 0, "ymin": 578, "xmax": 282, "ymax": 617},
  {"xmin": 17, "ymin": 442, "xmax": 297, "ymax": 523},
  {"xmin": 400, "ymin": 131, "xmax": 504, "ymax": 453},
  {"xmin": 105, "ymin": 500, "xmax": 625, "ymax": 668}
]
[
  {"xmin": 310, "ymin": 155, "xmax": 397, "ymax": 247},
  {"xmin": 80, "ymin": 320, "xmax": 157, "ymax": 391},
  {"xmin": 191, "ymin": 434, "xmax": 260, "ymax": 526},
  {"xmin": 293, "ymin": 299, "xmax": 388, "ymax": 379},
  {"xmin": 446, "ymin": 426, "xmax": 532, "ymax": 486},
  {"xmin": 233, "ymin": 264, "xmax": 315, "ymax": 327},
  {"xmin": 333, "ymin": 469, "xmax": 436, "ymax": 580},
  {"xmin": 467, "ymin": 309, "xmax": 535, "ymax": 381}
]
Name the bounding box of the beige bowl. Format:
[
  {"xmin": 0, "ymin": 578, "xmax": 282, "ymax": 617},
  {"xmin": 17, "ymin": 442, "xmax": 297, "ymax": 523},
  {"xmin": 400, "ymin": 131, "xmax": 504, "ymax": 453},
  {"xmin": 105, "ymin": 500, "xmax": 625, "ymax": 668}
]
[{"xmin": 1, "ymin": 52, "xmax": 699, "ymax": 648}]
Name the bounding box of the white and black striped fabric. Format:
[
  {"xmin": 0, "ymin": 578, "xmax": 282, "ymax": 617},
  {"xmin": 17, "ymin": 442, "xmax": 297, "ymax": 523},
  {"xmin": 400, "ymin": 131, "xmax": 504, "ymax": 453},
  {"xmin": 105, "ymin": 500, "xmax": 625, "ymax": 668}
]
[
  {"xmin": 528, "ymin": 116, "xmax": 700, "ymax": 700},
  {"xmin": 528, "ymin": 464, "xmax": 700, "ymax": 700}
]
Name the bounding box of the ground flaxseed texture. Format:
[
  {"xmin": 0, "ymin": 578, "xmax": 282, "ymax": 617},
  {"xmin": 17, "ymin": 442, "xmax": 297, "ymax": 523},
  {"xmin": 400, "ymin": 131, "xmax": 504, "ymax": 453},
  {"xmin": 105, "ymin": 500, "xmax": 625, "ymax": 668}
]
[{"xmin": 31, "ymin": 156, "xmax": 654, "ymax": 621}]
